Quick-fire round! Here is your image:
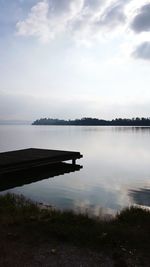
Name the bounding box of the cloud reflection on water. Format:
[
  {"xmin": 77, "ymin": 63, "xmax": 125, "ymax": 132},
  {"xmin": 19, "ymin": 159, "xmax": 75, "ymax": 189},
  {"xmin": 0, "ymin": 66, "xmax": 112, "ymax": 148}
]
[{"xmin": 129, "ymin": 187, "xmax": 150, "ymax": 207}]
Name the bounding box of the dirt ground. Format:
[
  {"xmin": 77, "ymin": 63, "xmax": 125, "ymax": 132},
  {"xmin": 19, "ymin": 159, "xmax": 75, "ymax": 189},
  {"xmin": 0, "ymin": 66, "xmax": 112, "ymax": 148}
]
[{"xmin": 0, "ymin": 226, "xmax": 148, "ymax": 267}]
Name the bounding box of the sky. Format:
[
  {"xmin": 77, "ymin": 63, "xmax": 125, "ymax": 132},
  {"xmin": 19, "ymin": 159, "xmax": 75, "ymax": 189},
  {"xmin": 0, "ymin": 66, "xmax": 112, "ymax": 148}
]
[{"xmin": 0, "ymin": 0, "xmax": 150, "ymax": 121}]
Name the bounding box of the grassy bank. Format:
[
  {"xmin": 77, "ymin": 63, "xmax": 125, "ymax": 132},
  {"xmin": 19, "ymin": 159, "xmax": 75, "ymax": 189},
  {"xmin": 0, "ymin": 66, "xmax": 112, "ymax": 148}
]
[
  {"xmin": 0, "ymin": 193, "xmax": 150, "ymax": 266},
  {"xmin": 0, "ymin": 193, "xmax": 150, "ymax": 250}
]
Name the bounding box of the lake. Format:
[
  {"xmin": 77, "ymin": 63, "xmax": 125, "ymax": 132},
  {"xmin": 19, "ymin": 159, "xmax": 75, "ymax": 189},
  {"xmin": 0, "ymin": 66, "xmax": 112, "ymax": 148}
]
[{"xmin": 0, "ymin": 125, "xmax": 150, "ymax": 216}]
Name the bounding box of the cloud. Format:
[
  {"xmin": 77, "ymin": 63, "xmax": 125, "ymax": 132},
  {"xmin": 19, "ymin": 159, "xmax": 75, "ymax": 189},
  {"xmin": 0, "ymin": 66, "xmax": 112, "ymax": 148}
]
[
  {"xmin": 16, "ymin": 1, "xmax": 51, "ymax": 42},
  {"xmin": 131, "ymin": 3, "xmax": 150, "ymax": 33},
  {"xmin": 49, "ymin": 0, "xmax": 84, "ymax": 16},
  {"xmin": 132, "ymin": 42, "xmax": 150, "ymax": 60},
  {"xmin": 99, "ymin": 0, "xmax": 127, "ymax": 28},
  {"xmin": 16, "ymin": 0, "xmax": 85, "ymax": 42},
  {"xmin": 15, "ymin": 0, "xmax": 150, "ymax": 64},
  {"xmin": 16, "ymin": 0, "xmax": 130, "ymax": 43}
]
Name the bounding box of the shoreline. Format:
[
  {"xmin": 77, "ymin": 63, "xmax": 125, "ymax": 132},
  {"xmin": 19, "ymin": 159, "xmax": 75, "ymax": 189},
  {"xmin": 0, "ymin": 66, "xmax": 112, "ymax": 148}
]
[{"xmin": 0, "ymin": 193, "xmax": 150, "ymax": 266}]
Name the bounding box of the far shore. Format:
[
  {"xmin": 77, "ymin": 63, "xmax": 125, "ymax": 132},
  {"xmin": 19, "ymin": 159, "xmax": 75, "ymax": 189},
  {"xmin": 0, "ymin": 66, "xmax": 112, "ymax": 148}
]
[{"xmin": 32, "ymin": 117, "xmax": 150, "ymax": 127}]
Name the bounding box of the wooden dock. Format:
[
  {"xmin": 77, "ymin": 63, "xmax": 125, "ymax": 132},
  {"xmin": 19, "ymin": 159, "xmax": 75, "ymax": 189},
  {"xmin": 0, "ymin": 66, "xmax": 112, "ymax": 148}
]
[{"xmin": 0, "ymin": 148, "xmax": 83, "ymax": 174}]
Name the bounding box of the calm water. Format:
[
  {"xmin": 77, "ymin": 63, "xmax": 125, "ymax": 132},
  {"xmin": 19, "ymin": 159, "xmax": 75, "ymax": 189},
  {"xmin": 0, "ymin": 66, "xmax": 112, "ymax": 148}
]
[{"xmin": 0, "ymin": 125, "xmax": 150, "ymax": 216}]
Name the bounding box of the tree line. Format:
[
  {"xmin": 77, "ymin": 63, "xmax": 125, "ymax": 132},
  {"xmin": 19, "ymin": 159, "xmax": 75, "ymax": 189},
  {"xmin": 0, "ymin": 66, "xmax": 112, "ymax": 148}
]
[{"xmin": 32, "ymin": 117, "xmax": 150, "ymax": 126}]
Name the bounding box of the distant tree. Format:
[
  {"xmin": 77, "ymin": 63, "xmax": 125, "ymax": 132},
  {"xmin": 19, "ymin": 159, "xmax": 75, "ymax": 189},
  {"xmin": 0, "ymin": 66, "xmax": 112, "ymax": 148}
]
[{"xmin": 32, "ymin": 117, "xmax": 150, "ymax": 126}]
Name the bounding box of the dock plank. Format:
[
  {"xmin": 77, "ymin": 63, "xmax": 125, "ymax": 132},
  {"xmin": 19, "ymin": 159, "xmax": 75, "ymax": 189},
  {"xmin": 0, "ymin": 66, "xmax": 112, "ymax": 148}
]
[{"xmin": 0, "ymin": 148, "xmax": 83, "ymax": 173}]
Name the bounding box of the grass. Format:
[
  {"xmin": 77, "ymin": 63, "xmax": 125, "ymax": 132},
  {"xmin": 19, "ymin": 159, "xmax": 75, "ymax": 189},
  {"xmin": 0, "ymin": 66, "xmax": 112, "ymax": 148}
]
[
  {"xmin": 1, "ymin": 193, "xmax": 150, "ymax": 266},
  {"xmin": 0, "ymin": 193, "xmax": 150, "ymax": 254}
]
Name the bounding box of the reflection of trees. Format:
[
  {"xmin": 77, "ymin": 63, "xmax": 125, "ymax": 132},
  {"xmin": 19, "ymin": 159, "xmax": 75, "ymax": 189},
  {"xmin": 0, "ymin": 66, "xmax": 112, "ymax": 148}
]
[
  {"xmin": 129, "ymin": 188, "xmax": 150, "ymax": 207},
  {"xmin": 0, "ymin": 163, "xmax": 82, "ymax": 192},
  {"xmin": 113, "ymin": 126, "xmax": 150, "ymax": 133}
]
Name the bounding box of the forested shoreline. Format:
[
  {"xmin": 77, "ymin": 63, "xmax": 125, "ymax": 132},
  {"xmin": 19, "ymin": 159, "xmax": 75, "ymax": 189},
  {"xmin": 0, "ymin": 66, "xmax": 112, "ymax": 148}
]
[{"xmin": 32, "ymin": 117, "xmax": 150, "ymax": 126}]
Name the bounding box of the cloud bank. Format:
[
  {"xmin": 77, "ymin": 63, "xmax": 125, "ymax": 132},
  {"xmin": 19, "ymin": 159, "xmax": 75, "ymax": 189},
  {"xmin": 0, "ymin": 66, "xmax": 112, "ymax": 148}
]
[
  {"xmin": 16, "ymin": 0, "xmax": 129, "ymax": 42},
  {"xmin": 16, "ymin": 0, "xmax": 150, "ymax": 61}
]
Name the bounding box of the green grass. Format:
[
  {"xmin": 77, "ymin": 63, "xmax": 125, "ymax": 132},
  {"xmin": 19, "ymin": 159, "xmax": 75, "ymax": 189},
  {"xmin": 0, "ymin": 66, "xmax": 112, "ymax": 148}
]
[{"xmin": 0, "ymin": 193, "xmax": 150, "ymax": 253}]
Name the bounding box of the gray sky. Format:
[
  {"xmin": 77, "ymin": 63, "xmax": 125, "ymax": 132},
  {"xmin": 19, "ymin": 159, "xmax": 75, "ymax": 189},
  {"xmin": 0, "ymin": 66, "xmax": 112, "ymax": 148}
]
[{"xmin": 0, "ymin": 0, "xmax": 150, "ymax": 120}]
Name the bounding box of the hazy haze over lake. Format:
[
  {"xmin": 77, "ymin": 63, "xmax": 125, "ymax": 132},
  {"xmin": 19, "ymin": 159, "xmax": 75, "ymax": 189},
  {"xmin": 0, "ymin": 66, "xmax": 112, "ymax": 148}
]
[{"xmin": 0, "ymin": 125, "xmax": 150, "ymax": 216}]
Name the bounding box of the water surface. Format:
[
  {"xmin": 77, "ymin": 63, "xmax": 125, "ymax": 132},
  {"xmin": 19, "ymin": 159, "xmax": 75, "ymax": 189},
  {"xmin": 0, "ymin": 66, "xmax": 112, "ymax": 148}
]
[{"xmin": 0, "ymin": 125, "xmax": 150, "ymax": 216}]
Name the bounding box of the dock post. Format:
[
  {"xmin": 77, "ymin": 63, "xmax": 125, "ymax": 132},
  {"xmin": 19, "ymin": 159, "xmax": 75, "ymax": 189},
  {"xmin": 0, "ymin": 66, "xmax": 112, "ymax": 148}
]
[{"xmin": 72, "ymin": 159, "xmax": 76, "ymax": 165}]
